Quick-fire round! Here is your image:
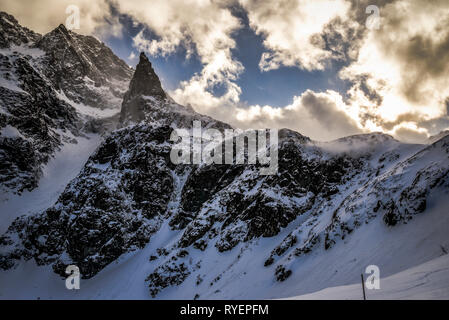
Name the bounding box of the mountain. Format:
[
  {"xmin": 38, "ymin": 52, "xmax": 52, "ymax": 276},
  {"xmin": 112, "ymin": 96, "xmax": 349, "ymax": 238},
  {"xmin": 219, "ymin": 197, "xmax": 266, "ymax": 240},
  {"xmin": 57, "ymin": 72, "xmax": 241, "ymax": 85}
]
[
  {"xmin": 36, "ymin": 23, "xmax": 132, "ymax": 110},
  {"xmin": 0, "ymin": 11, "xmax": 132, "ymax": 194},
  {"xmin": 0, "ymin": 13, "xmax": 448, "ymax": 300},
  {"xmin": 120, "ymin": 52, "xmax": 166, "ymax": 124},
  {"xmin": 428, "ymin": 130, "xmax": 449, "ymax": 144}
]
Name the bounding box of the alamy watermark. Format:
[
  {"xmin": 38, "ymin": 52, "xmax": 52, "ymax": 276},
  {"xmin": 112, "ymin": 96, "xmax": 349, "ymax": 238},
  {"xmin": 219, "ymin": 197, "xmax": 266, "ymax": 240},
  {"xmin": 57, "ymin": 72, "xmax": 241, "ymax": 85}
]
[
  {"xmin": 365, "ymin": 264, "xmax": 380, "ymax": 290},
  {"xmin": 65, "ymin": 265, "xmax": 80, "ymax": 290},
  {"xmin": 366, "ymin": 5, "xmax": 380, "ymax": 30},
  {"xmin": 169, "ymin": 121, "xmax": 278, "ymax": 175},
  {"xmin": 65, "ymin": 5, "xmax": 80, "ymax": 30}
]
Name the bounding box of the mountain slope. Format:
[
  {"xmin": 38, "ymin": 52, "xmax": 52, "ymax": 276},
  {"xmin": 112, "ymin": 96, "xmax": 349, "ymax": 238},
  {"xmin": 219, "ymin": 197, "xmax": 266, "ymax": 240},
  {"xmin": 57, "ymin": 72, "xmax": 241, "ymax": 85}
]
[
  {"xmin": 36, "ymin": 23, "xmax": 132, "ymax": 111},
  {"xmin": 0, "ymin": 51, "xmax": 231, "ymax": 278},
  {"xmin": 287, "ymin": 253, "xmax": 449, "ymax": 300}
]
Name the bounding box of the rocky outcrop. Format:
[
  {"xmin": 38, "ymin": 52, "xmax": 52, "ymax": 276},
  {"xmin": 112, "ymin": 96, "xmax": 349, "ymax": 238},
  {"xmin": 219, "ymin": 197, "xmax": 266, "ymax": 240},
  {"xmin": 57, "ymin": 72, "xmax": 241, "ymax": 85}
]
[
  {"xmin": 0, "ymin": 123, "xmax": 175, "ymax": 276},
  {"xmin": 123, "ymin": 52, "xmax": 166, "ymax": 101},
  {"xmin": 0, "ymin": 52, "xmax": 81, "ymax": 192}
]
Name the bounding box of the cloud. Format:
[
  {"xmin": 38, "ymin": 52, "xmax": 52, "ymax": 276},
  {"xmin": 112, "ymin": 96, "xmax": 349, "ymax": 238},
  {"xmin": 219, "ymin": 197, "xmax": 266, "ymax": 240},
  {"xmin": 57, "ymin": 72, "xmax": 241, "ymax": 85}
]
[
  {"xmin": 340, "ymin": 0, "xmax": 449, "ymax": 137},
  {"xmin": 300, "ymin": 90, "xmax": 361, "ymax": 136},
  {"xmin": 112, "ymin": 0, "xmax": 363, "ymax": 141},
  {"xmin": 191, "ymin": 89, "xmax": 363, "ymax": 142},
  {"xmin": 0, "ymin": 0, "xmax": 122, "ymax": 37},
  {"xmin": 239, "ymin": 0, "xmax": 352, "ymax": 71},
  {"xmin": 120, "ymin": 0, "xmax": 449, "ymax": 142},
  {"xmin": 113, "ymin": 0, "xmax": 244, "ymax": 117},
  {"xmin": 392, "ymin": 124, "xmax": 429, "ymax": 144}
]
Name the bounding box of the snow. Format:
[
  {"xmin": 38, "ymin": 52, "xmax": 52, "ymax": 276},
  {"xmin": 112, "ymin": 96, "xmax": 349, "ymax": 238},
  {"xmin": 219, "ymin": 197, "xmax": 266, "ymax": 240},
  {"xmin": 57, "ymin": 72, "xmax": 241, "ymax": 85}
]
[
  {"xmin": 0, "ymin": 125, "xmax": 24, "ymax": 139},
  {"xmin": 0, "ymin": 45, "xmax": 45, "ymax": 94},
  {"xmin": 428, "ymin": 131, "xmax": 449, "ymax": 144},
  {"xmin": 0, "ymin": 134, "xmax": 102, "ymax": 234},
  {"xmin": 0, "ymin": 76, "xmax": 26, "ymax": 93},
  {"xmin": 167, "ymin": 169, "xmax": 191, "ymax": 216},
  {"xmin": 3, "ymin": 132, "xmax": 447, "ymax": 300},
  {"xmin": 82, "ymin": 76, "xmax": 128, "ymax": 110},
  {"xmin": 1, "ymin": 192, "xmax": 447, "ymax": 300},
  {"xmin": 1, "ymin": 39, "xmax": 448, "ymax": 300},
  {"xmin": 286, "ymin": 254, "xmax": 449, "ymax": 300},
  {"xmin": 56, "ymin": 90, "xmax": 120, "ymax": 119},
  {"xmin": 0, "ymin": 220, "xmax": 180, "ymax": 300},
  {"xmin": 0, "ymin": 45, "xmax": 45, "ymax": 59}
]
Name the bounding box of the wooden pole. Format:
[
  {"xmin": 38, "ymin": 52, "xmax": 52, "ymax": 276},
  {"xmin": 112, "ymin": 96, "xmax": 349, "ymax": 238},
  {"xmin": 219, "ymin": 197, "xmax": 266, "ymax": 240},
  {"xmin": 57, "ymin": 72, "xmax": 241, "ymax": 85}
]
[{"xmin": 361, "ymin": 273, "xmax": 366, "ymax": 300}]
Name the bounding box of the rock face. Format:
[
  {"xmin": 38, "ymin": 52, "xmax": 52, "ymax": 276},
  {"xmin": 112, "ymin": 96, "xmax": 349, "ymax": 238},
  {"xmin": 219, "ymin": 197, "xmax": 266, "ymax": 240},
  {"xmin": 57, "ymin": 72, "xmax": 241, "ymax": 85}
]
[
  {"xmin": 1, "ymin": 12, "xmax": 449, "ymax": 299},
  {"xmin": 119, "ymin": 52, "xmax": 230, "ymax": 130},
  {"xmin": 0, "ymin": 12, "xmax": 133, "ymax": 193},
  {"xmin": 0, "ymin": 124, "xmax": 175, "ymax": 277},
  {"xmin": 36, "ymin": 23, "xmax": 133, "ymax": 110},
  {"xmin": 119, "ymin": 52, "xmax": 166, "ymax": 124},
  {"xmin": 123, "ymin": 52, "xmax": 166, "ymax": 101}
]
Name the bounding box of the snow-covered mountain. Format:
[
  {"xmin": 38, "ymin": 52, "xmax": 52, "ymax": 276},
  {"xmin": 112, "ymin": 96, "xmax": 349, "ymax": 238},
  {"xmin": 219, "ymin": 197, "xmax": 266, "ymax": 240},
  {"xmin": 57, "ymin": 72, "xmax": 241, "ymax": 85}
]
[
  {"xmin": 429, "ymin": 130, "xmax": 449, "ymax": 144},
  {"xmin": 0, "ymin": 11, "xmax": 132, "ymax": 194},
  {"xmin": 0, "ymin": 12, "xmax": 448, "ymax": 300}
]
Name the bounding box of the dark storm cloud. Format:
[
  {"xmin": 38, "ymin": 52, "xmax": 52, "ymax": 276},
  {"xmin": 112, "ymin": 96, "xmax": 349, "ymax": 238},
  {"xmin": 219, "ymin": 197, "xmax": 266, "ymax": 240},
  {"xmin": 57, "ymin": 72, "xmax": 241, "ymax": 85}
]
[
  {"xmin": 397, "ymin": 27, "xmax": 449, "ymax": 104},
  {"xmin": 301, "ymin": 90, "xmax": 361, "ymax": 135}
]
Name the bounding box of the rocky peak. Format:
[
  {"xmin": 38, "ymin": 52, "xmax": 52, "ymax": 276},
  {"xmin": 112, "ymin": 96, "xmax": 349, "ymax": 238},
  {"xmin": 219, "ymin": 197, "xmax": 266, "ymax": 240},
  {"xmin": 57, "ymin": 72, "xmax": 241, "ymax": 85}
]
[
  {"xmin": 127, "ymin": 52, "xmax": 166, "ymax": 100},
  {"xmin": 55, "ymin": 23, "xmax": 69, "ymax": 33},
  {"xmin": 34, "ymin": 21, "xmax": 133, "ymax": 109},
  {"xmin": 120, "ymin": 52, "xmax": 167, "ymax": 124},
  {"xmin": 0, "ymin": 12, "xmax": 133, "ymax": 192},
  {"xmin": 49, "ymin": 23, "xmax": 72, "ymax": 41}
]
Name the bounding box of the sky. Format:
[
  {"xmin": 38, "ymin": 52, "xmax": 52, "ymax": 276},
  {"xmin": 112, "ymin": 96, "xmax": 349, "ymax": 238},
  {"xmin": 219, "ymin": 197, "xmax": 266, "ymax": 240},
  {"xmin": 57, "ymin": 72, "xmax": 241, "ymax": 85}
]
[{"xmin": 2, "ymin": 0, "xmax": 449, "ymax": 142}]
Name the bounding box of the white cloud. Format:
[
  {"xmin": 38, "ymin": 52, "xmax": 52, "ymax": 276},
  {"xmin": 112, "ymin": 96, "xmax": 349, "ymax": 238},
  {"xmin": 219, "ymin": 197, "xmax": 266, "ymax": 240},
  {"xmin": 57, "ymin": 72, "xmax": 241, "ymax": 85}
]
[
  {"xmin": 121, "ymin": 0, "xmax": 449, "ymax": 142},
  {"xmin": 112, "ymin": 0, "xmax": 363, "ymax": 141},
  {"xmin": 340, "ymin": 0, "xmax": 449, "ymax": 139},
  {"xmin": 239, "ymin": 0, "xmax": 352, "ymax": 71},
  {"xmin": 182, "ymin": 89, "xmax": 363, "ymax": 142}
]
